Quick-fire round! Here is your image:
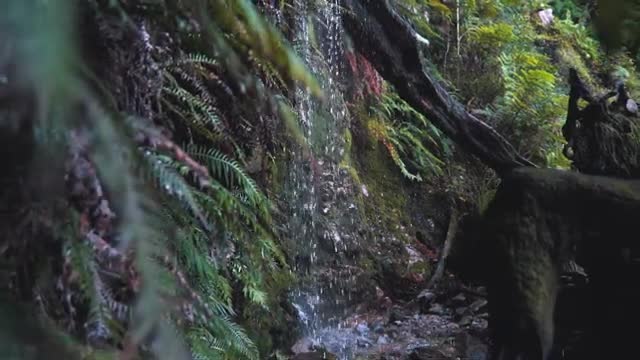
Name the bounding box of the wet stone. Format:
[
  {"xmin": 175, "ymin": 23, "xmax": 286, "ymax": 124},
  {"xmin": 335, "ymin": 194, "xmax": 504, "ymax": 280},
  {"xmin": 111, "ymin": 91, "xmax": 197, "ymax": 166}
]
[
  {"xmin": 459, "ymin": 315, "xmax": 473, "ymax": 326},
  {"xmin": 471, "ymin": 318, "xmax": 488, "ymax": 330},
  {"xmin": 291, "ymin": 351, "xmax": 337, "ymax": 360},
  {"xmin": 417, "ymin": 289, "xmax": 436, "ymax": 303},
  {"xmin": 469, "ymin": 299, "xmax": 488, "ymax": 312},
  {"xmin": 357, "ymin": 337, "xmax": 372, "ymax": 348},
  {"xmin": 355, "ymin": 322, "xmax": 370, "ymax": 336},
  {"xmin": 377, "ymin": 334, "xmax": 391, "ymax": 345},
  {"xmin": 451, "ymin": 293, "xmax": 466, "ymax": 303},
  {"xmin": 428, "ymin": 303, "xmax": 446, "ymax": 315},
  {"xmin": 371, "ymin": 319, "xmax": 385, "ymax": 334}
]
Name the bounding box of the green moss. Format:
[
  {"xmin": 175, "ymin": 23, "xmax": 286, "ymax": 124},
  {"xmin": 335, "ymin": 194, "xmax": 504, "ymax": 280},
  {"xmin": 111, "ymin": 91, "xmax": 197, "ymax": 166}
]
[
  {"xmin": 406, "ymin": 258, "xmax": 430, "ymax": 277},
  {"xmin": 339, "ymin": 128, "xmax": 363, "ymax": 186},
  {"xmin": 352, "ymin": 112, "xmax": 412, "ymax": 242},
  {"xmin": 266, "ymin": 152, "xmax": 289, "ymax": 196}
]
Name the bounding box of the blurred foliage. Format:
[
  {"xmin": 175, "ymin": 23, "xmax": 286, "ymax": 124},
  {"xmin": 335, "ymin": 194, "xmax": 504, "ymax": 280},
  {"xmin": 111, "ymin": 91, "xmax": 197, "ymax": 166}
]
[{"xmin": 0, "ymin": 0, "xmax": 313, "ymax": 358}]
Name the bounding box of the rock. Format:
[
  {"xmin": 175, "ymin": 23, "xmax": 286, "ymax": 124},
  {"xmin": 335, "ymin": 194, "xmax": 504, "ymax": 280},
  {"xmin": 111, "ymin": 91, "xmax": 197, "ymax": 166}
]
[
  {"xmin": 455, "ymin": 307, "xmax": 467, "ymax": 316},
  {"xmin": 455, "ymin": 333, "xmax": 489, "ymax": 360},
  {"xmin": 291, "ymin": 351, "xmax": 337, "ymax": 360},
  {"xmin": 409, "ymin": 346, "xmax": 453, "ymax": 360},
  {"xmin": 417, "ymin": 289, "xmax": 436, "ymax": 303},
  {"xmin": 291, "ymin": 338, "xmax": 314, "ymax": 354},
  {"xmin": 357, "ymin": 337, "xmax": 372, "ymax": 348},
  {"xmin": 471, "ymin": 318, "xmax": 488, "ymax": 331},
  {"xmin": 389, "ymin": 305, "xmax": 410, "ymax": 323},
  {"xmin": 355, "ymin": 322, "xmax": 370, "ymax": 336},
  {"xmin": 537, "ymin": 8, "xmax": 554, "ymax": 26},
  {"xmin": 428, "ymin": 303, "xmax": 445, "ymax": 315},
  {"xmin": 469, "ymin": 299, "xmax": 488, "ymax": 312},
  {"xmin": 627, "ymin": 99, "xmax": 638, "ymax": 114},
  {"xmin": 377, "ymin": 334, "xmax": 391, "ymax": 345},
  {"xmin": 459, "ymin": 315, "xmax": 473, "ymax": 326},
  {"xmin": 418, "ymin": 290, "xmax": 437, "ymax": 313},
  {"xmin": 371, "ymin": 319, "xmax": 385, "ymax": 334},
  {"xmin": 361, "ymin": 184, "xmax": 369, "ymax": 197},
  {"xmin": 451, "ymin": 293, "xmax": 466, "ymax": 303}
]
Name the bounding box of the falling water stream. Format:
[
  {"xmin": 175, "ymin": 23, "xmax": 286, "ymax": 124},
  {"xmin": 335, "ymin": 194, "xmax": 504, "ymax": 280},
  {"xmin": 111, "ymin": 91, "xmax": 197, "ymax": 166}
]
[{"xmin": 278, "ymin": 1, "xmax": 364, "ymax": 358}]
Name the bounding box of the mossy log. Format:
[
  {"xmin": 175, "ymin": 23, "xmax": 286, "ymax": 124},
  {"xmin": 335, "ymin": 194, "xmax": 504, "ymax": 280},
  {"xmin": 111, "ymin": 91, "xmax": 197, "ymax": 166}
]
[{"xmin": 483, "ymin": 167, "xmax": 640, "ymax": 359}]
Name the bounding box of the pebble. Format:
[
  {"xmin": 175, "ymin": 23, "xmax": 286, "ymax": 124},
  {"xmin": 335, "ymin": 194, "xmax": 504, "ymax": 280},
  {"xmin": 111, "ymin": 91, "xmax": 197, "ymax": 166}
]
[
  {"xmin": 377, "ymin": 335, "xmax": 391, "ymax": 345},
  {"xmin": 355, "ymin": 322, "xmax": 370, "ymax": 336},
  {"xmin": 459, "ymin": 315, "xmax": 473, "ymax": 326},
  {"xmin": 469, "ymin": 299, "xmax": 488, "ymax": 312},
  {"xmin": 371, "ymin": 320, "xmax": 385, "ymax": 334},
  {"xmin": 471, "ymin": 318, "xmax": 488, "ymax": 330},
  {"xmin": 417, "ymin": 289, "xmax": 436, "ymax": 304},
  {"xmin": 428, "ymin": 303, "xmax": 446, "ymax": 315},
  {"xmin": 452, "ymin": 293, "xmax": 467, "ymax": 303}
]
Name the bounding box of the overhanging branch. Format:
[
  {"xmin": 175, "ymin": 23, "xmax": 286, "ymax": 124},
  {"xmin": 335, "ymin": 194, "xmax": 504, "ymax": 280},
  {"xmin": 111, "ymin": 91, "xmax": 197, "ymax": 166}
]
[{"xmin": 340, "ymin": 0, "xmax": 535, "ymax": 174}]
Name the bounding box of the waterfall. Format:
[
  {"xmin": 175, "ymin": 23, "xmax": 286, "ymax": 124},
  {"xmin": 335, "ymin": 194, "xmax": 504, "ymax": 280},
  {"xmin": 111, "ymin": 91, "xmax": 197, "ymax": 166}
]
[{"xmin": 279, "ymin": 1, "xmax": 364, "ymax": 358}]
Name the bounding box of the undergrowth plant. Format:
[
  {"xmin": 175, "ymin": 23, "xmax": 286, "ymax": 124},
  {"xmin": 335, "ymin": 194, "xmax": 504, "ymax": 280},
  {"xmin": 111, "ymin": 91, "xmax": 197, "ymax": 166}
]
[
  {"xmin": 368, "ymin": 88, "xmax": 449, "ymax": 181},
  {"xmin": 0, "ymin": 0, "xmax": 313, "ymax": 359}
]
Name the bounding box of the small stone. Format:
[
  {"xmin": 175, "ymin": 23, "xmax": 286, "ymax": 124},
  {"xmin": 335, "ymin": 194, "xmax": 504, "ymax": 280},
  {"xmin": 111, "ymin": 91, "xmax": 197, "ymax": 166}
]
[
  {"xmin": 357, "ymin": 337, "xmax": 372, "ymax": 348},
  {"xmin": 389, "ymin": 306, "xmax": 410, "ymax": 322},
  {"xmin": 537, "ymin": 8, "xmax": 554, "ymax": 26},
  {"xmin": 459, "ymin": 315, "xmax": 473, "ymax": 326},
  {"xmin": 377, "ymin": 335, "xmax": 390, "ymax": 345},
  {"xmin": 469, "ymin": 299, "xmax": 488, "ymax": 312},
  {"xmin": 291, "ymin": 338, "xmax": 313, "ymax": 354},
  {"xmin": 455, "ymin": 307, "xmax": 467, "ymax": 316},
  {"xmin": 471, "ymin": 318, "xmax": 488, "ymax": 330},
  {"xmin": 428, "ymin": 303, "xmax": 445, "ymax": 315},
  {"xmin": 452, "ymin": 293, "xmax": 466, "ymax": 303},
  {"xmin": 627, "ymin": 99, "xmax": 638, "ymax": 114},
  {"xmin": 355, "ymin": 322, "xmax": 370, "ymax": 336},
  {"xmin": 417, "ymin": 289, "xmax": 436, "ymax": 303},
  {"xmin": 372, "ymin": 320, "xmax": 385, "ymax": 334}
]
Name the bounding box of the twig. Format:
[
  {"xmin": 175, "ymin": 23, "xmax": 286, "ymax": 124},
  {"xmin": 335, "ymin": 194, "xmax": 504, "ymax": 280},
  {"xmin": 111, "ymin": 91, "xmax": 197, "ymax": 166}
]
[{"xmin": 426, "ymin": 205, "xmax": 459, "ymax": 289}]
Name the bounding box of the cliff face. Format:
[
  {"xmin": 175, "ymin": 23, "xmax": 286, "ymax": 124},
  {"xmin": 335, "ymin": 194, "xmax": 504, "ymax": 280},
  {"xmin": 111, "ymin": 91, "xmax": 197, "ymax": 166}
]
[{"xmin": 4, "ymin": 1, "xmax": 640, "ymax": 359}]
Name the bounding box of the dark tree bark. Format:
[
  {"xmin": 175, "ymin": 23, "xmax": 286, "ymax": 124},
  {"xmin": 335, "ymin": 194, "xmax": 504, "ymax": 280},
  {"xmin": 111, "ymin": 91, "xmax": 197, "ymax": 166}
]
[
  {"xmin": 340, "ymin": 0, "xmax": 535, "ymax": 174},
  {"xmin": 562, "ymin": 69, "xmax": 640, "ymax": 178}
]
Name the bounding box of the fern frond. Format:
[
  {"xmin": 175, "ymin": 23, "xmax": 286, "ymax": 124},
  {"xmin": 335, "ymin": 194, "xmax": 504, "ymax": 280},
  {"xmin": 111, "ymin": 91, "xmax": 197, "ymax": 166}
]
[
  {"xmin": 175, "ymin": 54, "xmax": 218, "ymax": 67},
  {"xmin": 144, "ymin": 152, "xmax": 211, "ymax": 232},
  {"xmin": 163, "ymin": 84, "xmax": 223, "ymax": 132},
  {"xmin": 188, "ymin": 145, "xmax": 269, "ymax": 217}
]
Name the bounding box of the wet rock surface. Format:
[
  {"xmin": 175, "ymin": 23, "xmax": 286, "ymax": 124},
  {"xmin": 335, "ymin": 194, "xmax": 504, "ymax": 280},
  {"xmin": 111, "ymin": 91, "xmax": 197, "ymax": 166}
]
[{"xmin": 289, "ymin": 284, "xmax": 490, "ymax": 360}]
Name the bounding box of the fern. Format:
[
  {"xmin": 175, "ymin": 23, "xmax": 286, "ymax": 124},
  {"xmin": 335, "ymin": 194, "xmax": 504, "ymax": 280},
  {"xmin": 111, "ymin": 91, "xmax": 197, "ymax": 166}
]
[
  {"xmin": 175, "ymin": 53, "xmax": 219, "ymax": 67},
  {"xmin": 369, "ymin": 88, "xmax": 448, "ymax": 180},
  {"xmin": 1, "ymin": 0, "xmax": 305, "ymax": 358},
  {"xmin": 145, "ymin": 151, "xmax": 211, "ymax": 231},
  {"xmin": 188, "ymin": 145, "xmax": 268, "ymax": 216},
  {"xmin": 163, "ymin": 74, "xmax": 224, "ymax": 136}
]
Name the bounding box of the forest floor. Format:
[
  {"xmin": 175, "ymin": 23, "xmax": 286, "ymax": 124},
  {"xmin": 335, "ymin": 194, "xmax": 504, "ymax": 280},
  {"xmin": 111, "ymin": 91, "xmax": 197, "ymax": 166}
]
[{"xmin": 290, "ymin": 279, "xmax": 490, "ymax": 360}]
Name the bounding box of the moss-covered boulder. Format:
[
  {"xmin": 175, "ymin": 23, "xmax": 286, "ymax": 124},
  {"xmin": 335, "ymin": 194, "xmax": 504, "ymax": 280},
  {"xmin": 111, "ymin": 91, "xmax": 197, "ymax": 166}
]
[{"xmin": 480, "ymin": 167, "xmax": 640, "ymax": 359}]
